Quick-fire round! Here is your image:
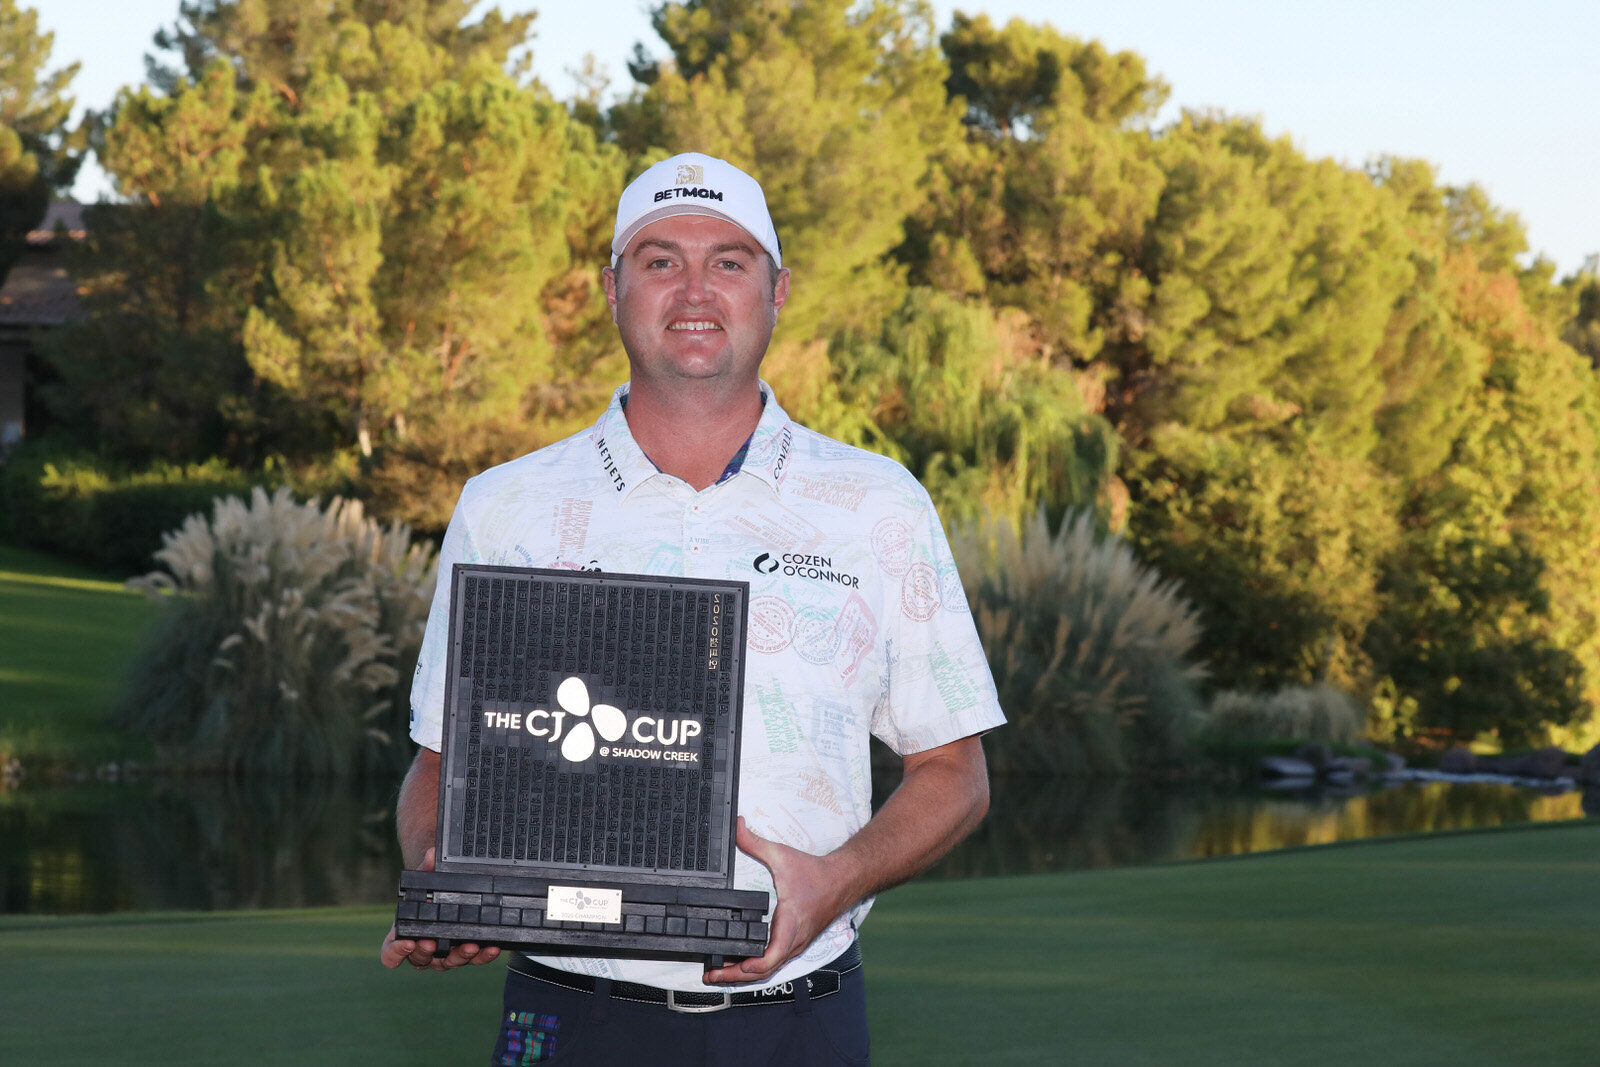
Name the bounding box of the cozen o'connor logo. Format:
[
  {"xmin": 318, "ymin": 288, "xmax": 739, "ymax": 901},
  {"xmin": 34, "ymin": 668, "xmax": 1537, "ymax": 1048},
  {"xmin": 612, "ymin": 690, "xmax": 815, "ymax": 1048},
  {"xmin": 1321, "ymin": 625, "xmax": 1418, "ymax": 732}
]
[
  {"xmin": 480, "ymin": 677, "xmax": 704, "ymax": 764},
  {"xmin": 751, "ymin": 551, "xmax": 860, "ymax": 589}
]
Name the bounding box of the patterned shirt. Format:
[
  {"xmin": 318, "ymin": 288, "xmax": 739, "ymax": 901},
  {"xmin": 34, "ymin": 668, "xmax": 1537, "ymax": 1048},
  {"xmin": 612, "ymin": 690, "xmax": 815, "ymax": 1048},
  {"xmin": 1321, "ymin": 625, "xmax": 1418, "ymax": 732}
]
[{"xmin": 410, "ymin": 381, "xmax": 1005, "ymax": 992}]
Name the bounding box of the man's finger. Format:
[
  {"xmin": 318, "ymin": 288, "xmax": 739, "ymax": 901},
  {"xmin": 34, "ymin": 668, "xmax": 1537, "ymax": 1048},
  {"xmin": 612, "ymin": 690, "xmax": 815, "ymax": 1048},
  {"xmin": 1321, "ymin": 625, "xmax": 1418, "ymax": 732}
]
[
  {"xmin": 704, "ymin": 907, "xmax": 795, "ymax": 984},
  {"xmin": 736, "ymin": 817, "xmax": 790, "ymax": 872},
  {"xmin": 381, "ymin": 927, "xmax": 417, "ymax": 969},
  {"xmin": 404, "ymin": 938, "xmax": 439, "ymax": 968}
]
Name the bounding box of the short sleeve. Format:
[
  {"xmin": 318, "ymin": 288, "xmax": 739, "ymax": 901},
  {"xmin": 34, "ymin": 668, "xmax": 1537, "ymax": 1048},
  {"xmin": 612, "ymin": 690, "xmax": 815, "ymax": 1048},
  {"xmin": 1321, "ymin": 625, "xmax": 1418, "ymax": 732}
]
[{"xmin": 869, "ymin": 495, "xmax": 1006, "ymax": 755}]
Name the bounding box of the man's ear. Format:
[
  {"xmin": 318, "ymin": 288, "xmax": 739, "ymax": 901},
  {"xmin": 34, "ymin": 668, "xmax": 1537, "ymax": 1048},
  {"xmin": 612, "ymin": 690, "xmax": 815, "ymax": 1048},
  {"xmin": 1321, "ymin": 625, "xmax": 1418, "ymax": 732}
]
[
  {"xmin": 772, "ymin": 268, "xmax": 791, "ymax": 316},
  {"xmin": 602, "ymin": 265, "xmax": 619, "ymax": 322}
]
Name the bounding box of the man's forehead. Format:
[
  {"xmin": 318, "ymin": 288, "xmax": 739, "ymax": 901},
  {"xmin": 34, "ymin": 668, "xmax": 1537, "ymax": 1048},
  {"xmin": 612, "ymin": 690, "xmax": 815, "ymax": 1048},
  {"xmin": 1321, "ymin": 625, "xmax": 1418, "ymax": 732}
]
[{"xmin": 622, "ymin": 214, "xmax": 763, "ymax": 257}]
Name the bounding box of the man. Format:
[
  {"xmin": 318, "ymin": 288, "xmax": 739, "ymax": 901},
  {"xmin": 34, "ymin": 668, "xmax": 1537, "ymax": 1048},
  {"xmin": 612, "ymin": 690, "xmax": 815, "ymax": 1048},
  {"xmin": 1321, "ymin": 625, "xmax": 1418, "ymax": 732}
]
[{"xmin": 382, "ymin": 152, "xmax": 1005, "ymax": 1065}]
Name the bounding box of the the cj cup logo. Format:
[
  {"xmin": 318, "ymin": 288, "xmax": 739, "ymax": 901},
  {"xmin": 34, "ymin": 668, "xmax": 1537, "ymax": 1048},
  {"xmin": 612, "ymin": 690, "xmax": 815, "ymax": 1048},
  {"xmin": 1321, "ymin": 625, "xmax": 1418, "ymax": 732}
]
[
  {"xmin": 545, "ymin": 677, "xmax": 626, "ymax": 762},
  {"xmin": 481, "ymin": 676, "xmax": 705, "ymax": 764}
]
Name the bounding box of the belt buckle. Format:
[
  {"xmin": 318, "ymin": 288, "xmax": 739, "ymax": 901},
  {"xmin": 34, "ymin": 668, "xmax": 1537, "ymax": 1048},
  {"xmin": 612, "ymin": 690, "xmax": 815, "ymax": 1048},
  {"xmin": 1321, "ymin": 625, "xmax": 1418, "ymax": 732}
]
[{"xmin": 666, "ymin": 990, "xmax": 732, "ymax": 1014}]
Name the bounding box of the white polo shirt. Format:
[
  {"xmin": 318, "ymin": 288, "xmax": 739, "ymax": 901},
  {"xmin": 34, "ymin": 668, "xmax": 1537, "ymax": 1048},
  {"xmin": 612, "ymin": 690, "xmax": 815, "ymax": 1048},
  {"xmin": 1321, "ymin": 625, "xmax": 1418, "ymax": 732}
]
[{"xmin": 410, "ymin": 382, "xmax": 1005, "ymax": 992}]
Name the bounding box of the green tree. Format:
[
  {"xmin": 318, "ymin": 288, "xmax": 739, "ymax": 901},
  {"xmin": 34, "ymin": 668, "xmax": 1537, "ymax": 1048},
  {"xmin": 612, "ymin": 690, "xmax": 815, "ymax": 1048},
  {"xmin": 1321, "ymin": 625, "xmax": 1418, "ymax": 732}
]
[
  {"xmin": 1117, "ymin": 115, "xmax": 1414, "ymax": 690},
  {"xmin": 240, "ymin": 35, "xmax": 622, "ymax": 527},
  {"xmin": 1559, "ymin": 258, "xmax": 1600, "ymax": 369},
  {"xmin": 1361, "ymin": 173, "xmax": 1600, "ymax": 745},
  {"xmin": 42, "ymin": 66, "xmax": 269, "ymax": 464},
  {"xmin": 831, "ymin": 288, "xmax": 1117, "ymax": 523},
  {"xmin": 1368, "ymin": 535, "xmax": 1588, "ymax": 747},
  {"xmin": 148, "ymin": 0, "xmax": 536, "ymax": 93},
  {"xmin": 0, "ymin": 0, "xmax": 81, "ymax": 278},
  {"xmin": 46, "ymin": 1, "xmax": 623, "ymax": 529},
  {"xmin": 906, "ymin": 14, "xmax": 1167, "ymax": 362}
]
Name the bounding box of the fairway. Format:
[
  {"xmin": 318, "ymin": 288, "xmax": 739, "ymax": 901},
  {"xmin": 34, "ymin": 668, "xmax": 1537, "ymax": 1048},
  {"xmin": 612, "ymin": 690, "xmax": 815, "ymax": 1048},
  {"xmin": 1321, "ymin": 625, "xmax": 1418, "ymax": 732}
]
[
  {"xmin": 2, "ymin": 821, "xmax": 1595, "ymax": 1065},
  {"xmin": 0, "ymin": 545, "xmax": 161, "ymax": 767}
]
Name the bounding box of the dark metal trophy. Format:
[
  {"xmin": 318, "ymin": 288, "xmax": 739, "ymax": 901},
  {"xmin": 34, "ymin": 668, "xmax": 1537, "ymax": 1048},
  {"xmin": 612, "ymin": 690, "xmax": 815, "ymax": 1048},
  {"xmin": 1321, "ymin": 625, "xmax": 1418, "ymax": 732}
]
[{"xmin": 394, "ymin": 566, "xmax": 770, "ymax": 967}]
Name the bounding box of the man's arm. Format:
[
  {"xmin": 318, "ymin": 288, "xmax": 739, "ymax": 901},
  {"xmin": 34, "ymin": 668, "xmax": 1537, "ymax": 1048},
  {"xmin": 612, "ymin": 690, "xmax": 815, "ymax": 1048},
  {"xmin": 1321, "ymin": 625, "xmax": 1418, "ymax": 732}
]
[
  {"xmin": 702, "ymin": 732, "xmax": 990, "ymax": 985},
  {"xmin": 379, "ymin": 746, "xmax": 503, "ymax": 971}
]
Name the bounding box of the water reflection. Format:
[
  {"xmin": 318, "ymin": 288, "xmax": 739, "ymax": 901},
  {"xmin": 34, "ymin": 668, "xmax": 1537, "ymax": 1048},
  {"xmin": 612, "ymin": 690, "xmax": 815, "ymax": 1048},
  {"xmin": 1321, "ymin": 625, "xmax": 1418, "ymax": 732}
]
[
  {"xmin": 0, "ymin": 776, "xmax": 403, "ymax": 914},
  {"xmin": 883, "ymin": 775, "xmax": 1591, "ymax": 880},
  {"xmin": 0, "ymin": 775, "xmax": 1590, "ymax": 915}
]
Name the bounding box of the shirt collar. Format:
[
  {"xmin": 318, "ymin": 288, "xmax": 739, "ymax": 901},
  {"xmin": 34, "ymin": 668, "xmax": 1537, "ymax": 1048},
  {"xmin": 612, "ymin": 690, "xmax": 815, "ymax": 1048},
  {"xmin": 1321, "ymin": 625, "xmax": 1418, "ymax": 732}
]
[
  {"xmin": 589, "ymin": 386, "xmax": 661, "ymax": 498},
  {"xmin": 589, "ymin": 380, "xmax": 795, "ymax": 497},
  {"xmin": 739, "ymin": 380, "xmax": 796, "ymax": 493}
]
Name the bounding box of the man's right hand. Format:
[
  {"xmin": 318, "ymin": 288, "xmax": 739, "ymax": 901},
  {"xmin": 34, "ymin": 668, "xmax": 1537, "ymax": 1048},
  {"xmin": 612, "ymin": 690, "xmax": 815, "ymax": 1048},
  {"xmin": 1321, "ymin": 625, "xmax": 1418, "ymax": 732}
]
[{"xmin": 380, "ymin": 846, "xmax": 503, "ymax": 972}]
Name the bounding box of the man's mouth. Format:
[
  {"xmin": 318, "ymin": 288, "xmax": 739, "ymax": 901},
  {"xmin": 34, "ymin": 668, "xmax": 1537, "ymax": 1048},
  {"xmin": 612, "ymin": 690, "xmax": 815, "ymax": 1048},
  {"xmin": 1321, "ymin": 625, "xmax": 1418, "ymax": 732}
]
[{"xmin": 668, "ymin": 320, "xmax": 723, "ymax": 332}]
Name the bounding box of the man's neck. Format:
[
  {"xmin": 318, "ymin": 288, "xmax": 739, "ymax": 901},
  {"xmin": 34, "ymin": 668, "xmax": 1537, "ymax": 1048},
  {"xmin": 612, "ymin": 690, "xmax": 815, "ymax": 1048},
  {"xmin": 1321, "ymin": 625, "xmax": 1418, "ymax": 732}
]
[{"xmin": 621, "ymin": 379, "xmax": 765, "ymax": 491}]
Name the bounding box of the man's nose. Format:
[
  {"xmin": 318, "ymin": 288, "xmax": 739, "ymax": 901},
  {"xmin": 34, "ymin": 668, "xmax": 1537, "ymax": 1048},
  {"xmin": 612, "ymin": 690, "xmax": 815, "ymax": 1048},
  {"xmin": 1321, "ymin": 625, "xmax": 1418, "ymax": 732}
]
[{"xmin": 677, "ymin": 263, "xmax": 712, "ymax": 303}]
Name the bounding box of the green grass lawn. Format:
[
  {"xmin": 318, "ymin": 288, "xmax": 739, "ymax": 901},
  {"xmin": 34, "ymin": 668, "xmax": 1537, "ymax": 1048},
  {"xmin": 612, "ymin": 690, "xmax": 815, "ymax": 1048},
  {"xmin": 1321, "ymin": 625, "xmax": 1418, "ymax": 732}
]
[
  {"xmin": 0, "ymin": 544, "xmax": 162, "ymax": 769},
  {"xmin": 2, "ymin": 822, "xmax": 1594, "ymax": 1065}
]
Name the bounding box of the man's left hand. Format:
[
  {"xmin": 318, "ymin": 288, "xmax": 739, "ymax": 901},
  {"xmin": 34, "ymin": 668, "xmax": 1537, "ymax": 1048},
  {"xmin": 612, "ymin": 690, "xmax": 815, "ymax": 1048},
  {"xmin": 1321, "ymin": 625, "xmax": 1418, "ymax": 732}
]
[
  {"xmin": 701, "ymin": 817, "xmax": 855, "ymax": 985},
  {"xmin": 700, "ymin": 736, "xmax": 989, "ymax": 987}
]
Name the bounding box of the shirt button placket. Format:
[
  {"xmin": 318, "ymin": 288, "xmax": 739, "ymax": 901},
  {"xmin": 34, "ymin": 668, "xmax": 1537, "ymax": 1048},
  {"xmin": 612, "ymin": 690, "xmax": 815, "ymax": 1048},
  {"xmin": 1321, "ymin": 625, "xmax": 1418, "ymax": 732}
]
[{"xmin": 685, "ymin": 498, "xmax": 707, "ymax": 575}]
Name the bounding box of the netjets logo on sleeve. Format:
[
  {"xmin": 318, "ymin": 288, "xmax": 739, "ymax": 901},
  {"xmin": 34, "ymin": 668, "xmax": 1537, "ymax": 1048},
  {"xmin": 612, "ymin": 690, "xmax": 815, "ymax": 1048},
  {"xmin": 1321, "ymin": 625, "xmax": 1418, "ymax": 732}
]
[{"xmin": 479, "ymin": 676, "xmax": 704, "ymax": 764}]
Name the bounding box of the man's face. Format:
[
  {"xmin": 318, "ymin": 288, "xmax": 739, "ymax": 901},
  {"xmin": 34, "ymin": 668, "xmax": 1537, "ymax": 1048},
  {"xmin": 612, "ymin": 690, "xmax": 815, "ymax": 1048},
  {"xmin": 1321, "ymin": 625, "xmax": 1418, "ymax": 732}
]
[{"xmin": 603, "ymin": 214, "xmax": 789, "ymax": 391}]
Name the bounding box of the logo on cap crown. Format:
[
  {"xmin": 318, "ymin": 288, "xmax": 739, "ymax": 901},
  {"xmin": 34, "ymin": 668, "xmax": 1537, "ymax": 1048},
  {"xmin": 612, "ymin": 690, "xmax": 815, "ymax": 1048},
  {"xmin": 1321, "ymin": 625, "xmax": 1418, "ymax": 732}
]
[{"xmin": 675, "ymin": 164, "xmax": 704, "ymax": 185}]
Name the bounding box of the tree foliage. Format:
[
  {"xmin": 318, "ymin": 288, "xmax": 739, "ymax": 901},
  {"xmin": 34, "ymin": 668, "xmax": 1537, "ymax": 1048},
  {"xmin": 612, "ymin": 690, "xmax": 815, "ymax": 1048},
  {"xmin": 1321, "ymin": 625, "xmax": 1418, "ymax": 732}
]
[
  {"xmin": 39, "ymin": 0, "xmax": 1600, "ymax": 748},
  {"xmin": 46, "ymin": 0, "xmax": 623, "ymax": 529},
  {"xmin": 0, "ymin": 0, "xmax": 81, "ymax": 277}
]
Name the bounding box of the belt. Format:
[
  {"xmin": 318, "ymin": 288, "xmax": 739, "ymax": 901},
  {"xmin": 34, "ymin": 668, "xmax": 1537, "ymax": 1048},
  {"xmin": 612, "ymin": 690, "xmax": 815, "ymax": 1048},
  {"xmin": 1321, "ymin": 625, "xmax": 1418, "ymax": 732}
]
[{"xmin": 508, "ymin": 942, "xmax": 862, "ymax": 1014}]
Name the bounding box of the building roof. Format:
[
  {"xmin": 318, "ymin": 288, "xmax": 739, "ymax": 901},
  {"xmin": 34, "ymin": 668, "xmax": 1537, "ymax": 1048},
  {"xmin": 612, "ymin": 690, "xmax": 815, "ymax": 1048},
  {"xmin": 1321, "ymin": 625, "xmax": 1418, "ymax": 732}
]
[
  {"xmin": 0, "ymin": 259, "xmax": 80, "ymax": 327},
  {"xmin": 1, "ymin": 199, "xmax": 86, "ymax": 328}
]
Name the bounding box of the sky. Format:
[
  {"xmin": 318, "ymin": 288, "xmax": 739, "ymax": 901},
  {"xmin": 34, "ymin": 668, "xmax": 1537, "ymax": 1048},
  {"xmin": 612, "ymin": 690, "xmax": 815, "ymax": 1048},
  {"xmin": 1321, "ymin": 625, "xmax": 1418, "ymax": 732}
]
[{"xmin": 31, "ymin": 0, "xmax": 1600, "ymax": 276}]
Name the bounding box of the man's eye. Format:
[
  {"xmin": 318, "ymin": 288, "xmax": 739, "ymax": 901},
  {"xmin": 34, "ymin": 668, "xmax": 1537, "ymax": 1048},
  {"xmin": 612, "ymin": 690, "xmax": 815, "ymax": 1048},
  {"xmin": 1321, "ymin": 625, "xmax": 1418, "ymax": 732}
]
[
  {"xmin": 647, "ymin": 258, "xmax": 672, "ymax": 269},
  {"xmin": 718, "ymin": 259, "xmax": 744, "ymax": 270}
]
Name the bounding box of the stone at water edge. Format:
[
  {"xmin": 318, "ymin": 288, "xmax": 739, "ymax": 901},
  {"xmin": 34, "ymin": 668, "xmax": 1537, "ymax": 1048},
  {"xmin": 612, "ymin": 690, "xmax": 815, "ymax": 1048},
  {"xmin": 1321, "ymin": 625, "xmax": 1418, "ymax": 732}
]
[
  {"xmin": 1292, "ymin": 742, "xmax": 1334, "ymax": 769},
  {"xmin": 1522, "ymin": 747, "xmax": 1571, "ymax": 780},
  {"xmin": 1438, "ymin": 747, "xmax": 1475, "ymax": 774},
  {"xmin": 1328, "ymin": 755, "xmax": 1373, "ymax": 779},
  {"xmin": 1260, "ymin": 756, "xmax": 1317, "ymax": 779}
]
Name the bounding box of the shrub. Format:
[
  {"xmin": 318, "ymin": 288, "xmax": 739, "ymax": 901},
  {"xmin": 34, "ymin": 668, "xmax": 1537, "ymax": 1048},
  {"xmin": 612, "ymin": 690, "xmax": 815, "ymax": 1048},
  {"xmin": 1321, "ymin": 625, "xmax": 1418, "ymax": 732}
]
[
  {"xmin": 113, "ymin": 487, "xmax": 436, "ymax": 777},
  {"xmin": 949, "ymin": 508, "xmax": 1207, "ymax": 775},
  {"xmin": 1, "ymin": 441, "xmax": 272, "ymax": 575},
  {"xmin": 1205, "ymin": 684, "xmax": 1367, "ymax": 745}
]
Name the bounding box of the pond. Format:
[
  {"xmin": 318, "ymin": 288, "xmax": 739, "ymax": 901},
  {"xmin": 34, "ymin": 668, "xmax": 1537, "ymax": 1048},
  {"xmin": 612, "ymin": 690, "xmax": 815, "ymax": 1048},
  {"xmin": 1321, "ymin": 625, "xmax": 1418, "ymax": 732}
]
[{"xmin": 1, "ymin": 774, "xmax": 1592, "ymax": 915}]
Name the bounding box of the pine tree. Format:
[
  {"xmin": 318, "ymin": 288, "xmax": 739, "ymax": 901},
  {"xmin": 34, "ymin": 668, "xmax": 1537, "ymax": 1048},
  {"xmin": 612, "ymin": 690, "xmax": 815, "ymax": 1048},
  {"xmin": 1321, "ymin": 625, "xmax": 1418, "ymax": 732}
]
[
  {"xmin": 905, "ymin": 13, "xmax": 1168, "ymax": 363},
  {"xmin": 1117, "ymin": 115, "xmax": 1414, "ymax": 689},
  {"xmin": 46, "ymin": 1, "xmax": 623, "ymax": 528},
  {"xmin": 42, "ymin": 65, "xmax": 269, "ymax": 463},
  {"xmin": 0, "ymin": 0, "xmax": 82, "ymax": 278},
  {"xmin": 1559, "ymin": 258, "xmax": 1600, "ymax": 369},
  {"xmin": 1363, "ymin": 163, "xmax": 1600, "ymax": 745}
]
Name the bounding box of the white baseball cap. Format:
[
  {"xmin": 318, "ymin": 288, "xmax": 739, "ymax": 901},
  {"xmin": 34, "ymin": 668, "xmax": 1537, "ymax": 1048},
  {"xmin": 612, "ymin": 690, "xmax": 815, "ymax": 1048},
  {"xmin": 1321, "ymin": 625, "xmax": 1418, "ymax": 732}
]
[{"xmin": 611, "ymin": 152, "xmax": 782, "ymax": 269}]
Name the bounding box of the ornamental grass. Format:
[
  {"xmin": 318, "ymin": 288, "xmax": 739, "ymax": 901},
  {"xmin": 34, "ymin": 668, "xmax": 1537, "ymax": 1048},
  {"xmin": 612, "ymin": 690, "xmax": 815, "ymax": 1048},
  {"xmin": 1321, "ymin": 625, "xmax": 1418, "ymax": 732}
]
[
  {"xmin": 1205, "ymin": 683, "xmax": 1367, "ymax": 745},
  {"xmin": 113, "ymin": 487, "xmax": 436, "ymax": 778},
  {"xmin": 950, "ymin": 508, "xmax": 1207, "ymax": 776}
]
